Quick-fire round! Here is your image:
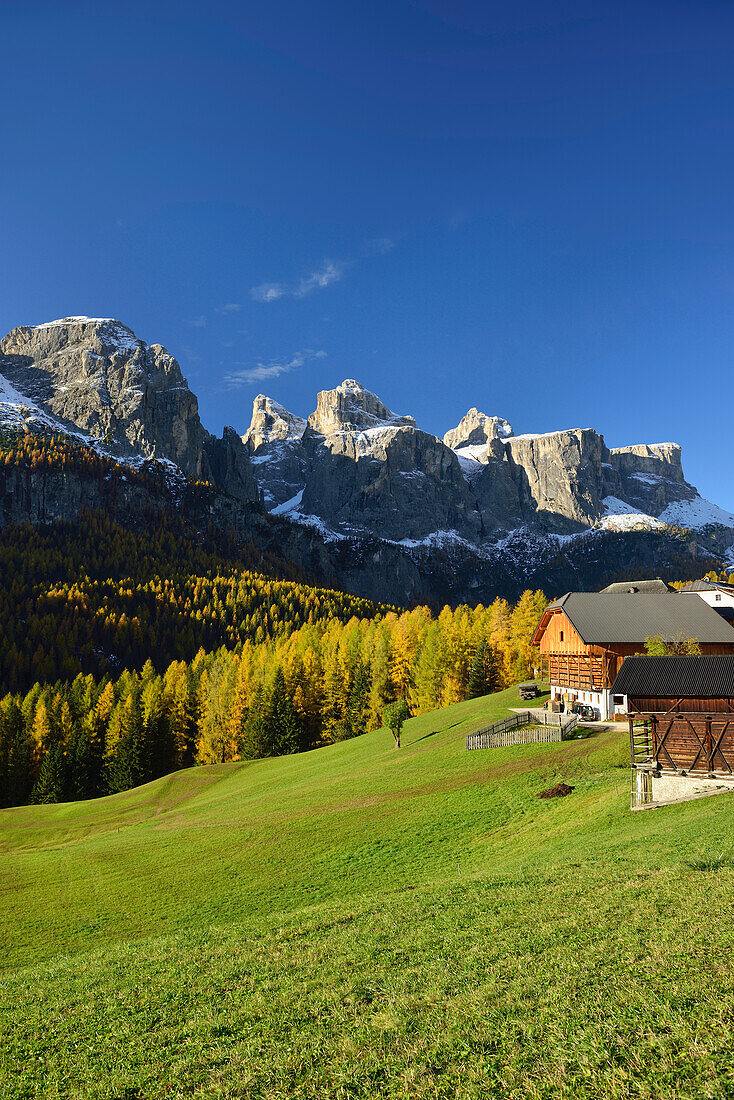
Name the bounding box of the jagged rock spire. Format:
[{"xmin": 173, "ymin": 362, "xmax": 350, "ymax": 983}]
[
  {"xmin": 443, "ymin": 408, "xmax": 513, "ymax": 450},
  {"xmin": 308, "ymin": 379, "xmax": 416, "ymax": 435},
  {"xmin": 244, "ymin": 395, "xmax": 307, "ymax": 451}
]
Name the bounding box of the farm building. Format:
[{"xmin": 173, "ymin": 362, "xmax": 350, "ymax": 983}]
[
  {"xmin": 677, "ymin": 578, "xmax": 734, "ymax": 622},
  {"xmin": 612, "ymin": 655, "xmax": 734, "ymax": 807},
  {"xmin": 601, "ymin": 578, "xmax": 674, "ymax": 594},
  {"xmin": 532, "ymin": 593, "xmax": 734, "ymax": 719}
]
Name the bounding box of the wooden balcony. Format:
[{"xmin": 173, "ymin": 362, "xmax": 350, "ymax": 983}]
[{"xmin": 540, "ymin": 652, "xmax": 608, "ymax": 691}]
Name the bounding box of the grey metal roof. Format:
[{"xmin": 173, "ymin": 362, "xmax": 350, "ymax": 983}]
[
  {"xmin": 612, "ymin": 656, "xmax": 734, "ymax": 698},
  {"xmin": 601, "ymin": 578, "xmax": 673, "ymax": 593},
  {"xmin": 679, "ymin": 579, "xmax": 734, "ymax": 593},
  {"xmin": 545, "ymin": 592, "xmax": 734, "ymax": 645}
]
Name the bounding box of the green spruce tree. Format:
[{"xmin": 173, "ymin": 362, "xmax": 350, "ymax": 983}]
[
  {"xmin": 31, "ymin": 743, "xmax": 66, "ymax": 804},
  {"xmin": 467, "ymin": 639, "xmax": 490, "ymax": 698},
  {"xmin": 264, "ymin": 668, "xmax": 302, "ymax": 756},
  {"xmin": 0, "ymin": 697, "xmax": 32, "ymax": 807}
]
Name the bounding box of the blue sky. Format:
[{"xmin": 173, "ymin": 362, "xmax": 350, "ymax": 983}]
[{"xmin": 2, "ymin": 1, "xmax": 734, "ymax": 507}]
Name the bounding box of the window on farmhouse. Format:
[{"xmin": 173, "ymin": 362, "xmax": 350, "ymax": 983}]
[{"xmin": 560, "ymin": 630, "xmax": 564, "ymax": 641}]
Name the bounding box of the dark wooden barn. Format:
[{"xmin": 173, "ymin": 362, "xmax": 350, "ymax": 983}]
[{"xmin": 612, "ymin": 655, "xmax": 734, "ymax": 806}]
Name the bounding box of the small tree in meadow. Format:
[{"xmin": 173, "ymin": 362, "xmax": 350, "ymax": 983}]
[{"xmin": 383, "ymin": 699, "xmax": 410, "ymax": 749}]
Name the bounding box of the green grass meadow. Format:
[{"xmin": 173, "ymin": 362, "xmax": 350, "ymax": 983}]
[{"xmin": 2, "ymin": 686, "xmax": 734, "ymax": 1098}]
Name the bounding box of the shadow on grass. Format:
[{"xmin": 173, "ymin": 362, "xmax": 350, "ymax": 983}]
[{"xmin": 686, "ymin": 855, "xmax": 734, "ymax": 872}]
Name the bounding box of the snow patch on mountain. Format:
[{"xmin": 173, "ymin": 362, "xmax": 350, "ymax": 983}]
[
  {"xmin": 0, "ymin": 370, "xmax": 68, "ymax": 433},
  {"xmin": 34, "ymin": 316, "xmax": 115, "ymax": 327},
  {"xmin": 658, "ymin": 495, "xmax": 734, "ymax": 529},
  {"xmin": 600, "ymin": 497, "xmax": 667, "ymax": 532},
  {"xmin": 0, "ymin": 373, "xmax": 35, "ymax": 420},
  {"xmin": 270, "ymin": 489, "xmax": 304, "ymax": 516},
  {"xmin": 455, "ymin": 443, "xmax": 488, "ymax": 461},
  {"xmin": 599, "ymin": 493, "xmax": 734, "ymax": 533},
  {"xmin": 454, "ymin": 447, "xmax": 486, "ymax": 483},
  {"xmin": 396, "ymin": 529, "xmax": 480, "ymax": 552},
  {"xmin": 512, "ymin": 428, "xmax": 590, "ymax": 441},
  {"xmin": 271, "ymin": 504, "xmax": 347, "ymax": 542}
]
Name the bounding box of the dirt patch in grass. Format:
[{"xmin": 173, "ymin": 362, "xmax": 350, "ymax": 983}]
[{"xmin": 537, "ymin": 782, "xmax": 575, "ymax": 799}]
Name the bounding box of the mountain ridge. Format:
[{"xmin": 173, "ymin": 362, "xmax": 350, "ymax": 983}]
[
  {"xmin": 0, "ymin": 316, "xmax": 730, "ymax": 603},
  {"xmin": 244, "ymin": 376, "xmax": 733, "ymax": 546}
]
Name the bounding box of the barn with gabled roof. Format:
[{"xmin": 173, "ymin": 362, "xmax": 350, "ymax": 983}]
[
  {"xmin": 612, "ymin": 655, "xmax": 734, "ymax": 808},
  {"xmin": 532, "ymin": 592, "xmax": 734, "ymax": 719}
]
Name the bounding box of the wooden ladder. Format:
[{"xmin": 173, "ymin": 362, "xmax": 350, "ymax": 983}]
[
  {"xmin": 629, "ymin": 722, "xmax": 652, "ymax": 766},
  {"xmin": 629, "ymin": 720, "xmax": 655, "ymax": 809}
]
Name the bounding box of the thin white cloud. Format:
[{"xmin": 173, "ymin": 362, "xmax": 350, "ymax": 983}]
[
  {"xmin": 224, "ymin": 348, "xmax": 326, "ymax": 387},
  {"xmin": 187, "ymin": 315, "xmax": 207, "ymax": 328},
  {"xmin": 251, "ymin": 282, "xmax": 287, "ymax": 302},
  {"xmin": 251, "ymin": 259, "xmax": 345, "ymax": 303},
  {"xmin": 294, "ymin": 260, "xmax": 344, "ymax": 298},
  {"xmin": 251, "ymin": 238, "xmax": 396, "ymax": 304},
  {"xmin": 215, "ymin": 302, "xmax": 243, "ymax": 314}
]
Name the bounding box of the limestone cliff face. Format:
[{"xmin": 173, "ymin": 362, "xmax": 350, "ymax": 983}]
[
  {"xmin": 607, "ymin": 442, "xmax": 693, "ymax": 515},
  {"xmin": 0, "ymin": 318, "xmax": 204, "ymax": 474},
  {"xmin": 504, "ymin": 429, "xmax": 609, "ymax": 530},
  {"xmin": 244, "ymin": 381, "xmax": 482, "ymax": 540},
  {"xmin": 202, "ymin": 427, "xmax": 257, "ymax": 503},
  {"xmin": 0, "ymin": 462, "xmax": 159, "ymax": 527},
  {"xmin": 242, "ymin": 395, "xmax": 310, "ymax": 510},
  {"xmin": 0, "ymin": 318, "xmax": 255, "ymax": 502},
  {"xmin": 304, "ymin": 424, "xmax": 477, "ymax": 542},
  {"xmin": 610, "ymin": 442, "xmax": 685, "ymax": 481}
]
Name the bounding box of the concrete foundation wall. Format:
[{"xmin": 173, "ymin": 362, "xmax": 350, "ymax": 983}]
[
  {"xmin": 632, "ymin": 768, "xmax": 734, "ymax": 809},
  {"xmin": 653, "ymin": 773, "xmax": 734, "ymax": 803}
]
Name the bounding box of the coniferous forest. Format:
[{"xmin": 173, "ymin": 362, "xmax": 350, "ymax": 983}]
[{"xmin": 0, "ymin": 509, "xmax": 549, "ymax": 806}]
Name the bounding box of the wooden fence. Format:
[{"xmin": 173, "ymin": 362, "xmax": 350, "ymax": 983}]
[{"xmin": 465, "ymin": 710, "xmax": 579, "ymax": 751}]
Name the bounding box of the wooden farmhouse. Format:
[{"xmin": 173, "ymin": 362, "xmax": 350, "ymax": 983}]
[
  {"xmin": 531, "ymin": 592, "xmax": 734, "ymax": 720},
  {"xmin": 612, "ymin": 655, "xmax": 734, "ymax": 807}
]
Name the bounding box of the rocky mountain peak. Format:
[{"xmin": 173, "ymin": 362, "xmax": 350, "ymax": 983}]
[
  {"xmin": 443, "ymin": 408, "xmax": 514, "ymax": 451},
  {"xmin": 0, "ymin": 317, "xmax": 256, "ymax": 502},
  {"xmin": 308, "ymin": 379, "xmax": 416, "ymax": 436},
  {"xmin": 0, "ymin": 317, "xmax": 201, "ymax": 474},
  {"xmin": 31, "ymin": 317, "xmax": 143, "ymax": 355},
  {"xmin": 243, "ymin": 395, "xmax": 307, "ymax": 452}
]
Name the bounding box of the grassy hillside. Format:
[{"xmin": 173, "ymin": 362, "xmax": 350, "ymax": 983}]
[{"xmin": 2, "ymin": 686, "xmax": 734, "ymax": 1098}]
